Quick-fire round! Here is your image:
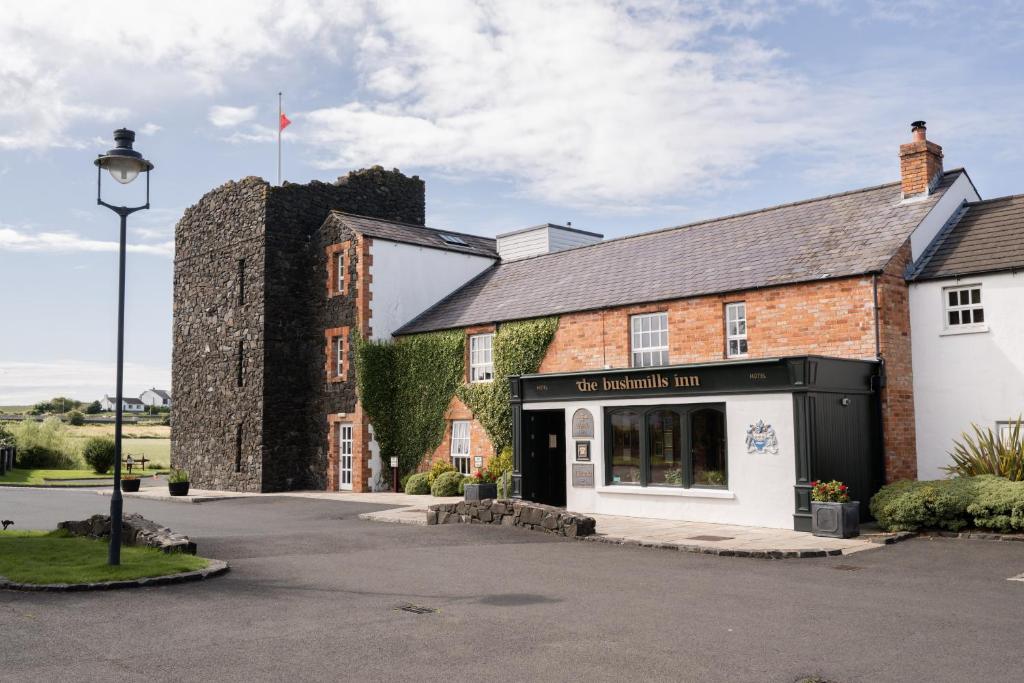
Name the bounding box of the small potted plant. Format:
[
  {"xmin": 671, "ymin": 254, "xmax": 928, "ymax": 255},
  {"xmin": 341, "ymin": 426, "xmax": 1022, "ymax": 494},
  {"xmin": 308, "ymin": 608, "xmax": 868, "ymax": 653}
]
[
  {"xmin": 168, "ymin": 468, "xmax": 190, "ymax": 497},
  {"xmin": 121, "ymin": 474, "xmax": 141, "ymax": 493},
  {"xmin": 464, "ymin": 466, "xmax": 498, "ymax": 502},
  {"xmin": 810, "ymin": 479, "xmax": 859, "ymax": 538}
]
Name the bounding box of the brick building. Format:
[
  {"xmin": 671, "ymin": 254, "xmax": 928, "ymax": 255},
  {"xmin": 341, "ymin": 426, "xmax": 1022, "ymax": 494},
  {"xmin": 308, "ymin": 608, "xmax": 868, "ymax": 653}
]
[{"xmin": 172, "ymin": 123, "xmax": 1017, "ymax": 530}]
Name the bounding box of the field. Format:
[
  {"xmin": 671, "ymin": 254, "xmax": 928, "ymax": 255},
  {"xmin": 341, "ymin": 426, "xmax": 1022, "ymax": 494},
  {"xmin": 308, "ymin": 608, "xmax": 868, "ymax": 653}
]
[{"xmin": 65, "ymin": 424, "xmax": 171, "ymax": 467}]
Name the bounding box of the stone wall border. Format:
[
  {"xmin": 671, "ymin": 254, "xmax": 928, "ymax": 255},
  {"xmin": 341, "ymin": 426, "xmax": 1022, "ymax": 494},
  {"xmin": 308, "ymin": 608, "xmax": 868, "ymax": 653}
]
[
  {"xmin": 58, "ymin": 513, "xmax": 198, "ymax": 554},
  {"xmin": 427, "ymin": 499, "xmax": 596, "ymax": 537}
]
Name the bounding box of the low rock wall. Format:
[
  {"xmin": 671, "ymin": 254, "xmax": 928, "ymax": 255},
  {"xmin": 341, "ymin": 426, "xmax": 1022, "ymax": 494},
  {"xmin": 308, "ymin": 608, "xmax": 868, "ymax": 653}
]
[
  {"xmin": 58, "ymin": 514, "xmax": 197, "ymax": 554},
  {"xmin": 427, "ymin": 499, "xmax": 596, "ymax": 537}
]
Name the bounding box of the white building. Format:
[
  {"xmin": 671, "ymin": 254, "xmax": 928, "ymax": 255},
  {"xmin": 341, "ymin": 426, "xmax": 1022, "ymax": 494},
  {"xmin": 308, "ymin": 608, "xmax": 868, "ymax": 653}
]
[
  {"xmin": 910, "ymin": 194, "xmax": 1024, "ymax": 479},
  {"xmin": 140, "ymin": 388, "xmax": 172, "ymax": 408},
  {"xmin": 100, "ymin": 395, "xmax": 146, "ymax": 413}
]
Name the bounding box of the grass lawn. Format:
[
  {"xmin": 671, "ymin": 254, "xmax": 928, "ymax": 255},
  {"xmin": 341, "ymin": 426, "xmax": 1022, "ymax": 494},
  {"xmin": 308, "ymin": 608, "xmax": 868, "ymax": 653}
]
[
  {"xmin": 0, "ymin": 531, "xmax": 208, "ymax": 584},
  {"xmin": 0, "ymin": 469, "xmax": 112, "ymax": 486}
]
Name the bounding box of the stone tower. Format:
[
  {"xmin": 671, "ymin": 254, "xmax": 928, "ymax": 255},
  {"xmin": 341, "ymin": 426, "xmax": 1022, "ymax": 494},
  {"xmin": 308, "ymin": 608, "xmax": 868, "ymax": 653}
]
[{"xmin": 171, "ymin": 168, "xmax": 424, "ymax": 492}]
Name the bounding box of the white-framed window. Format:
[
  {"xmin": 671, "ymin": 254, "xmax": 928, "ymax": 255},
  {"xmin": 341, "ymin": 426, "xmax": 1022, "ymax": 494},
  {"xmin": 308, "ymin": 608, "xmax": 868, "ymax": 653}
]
[
  {"xmin": 469, "ymin": 333, "xmax": 494, "ymax": 383},
  {"xmin": 630, "ymin": 312, "xmax": 669, "ymax": 368},
  {"xmin": 334, "ymin": 335, "xmax": 344, "ymax": 378},
  {"xmin": 450, "ymin": 420, "xmax": 471, "ymax": 474},
  {"xmin": 725, "ymin": 302, "xmax": 748, "ymax": 358},
  {"xmin": 944, "ymin": 284, "xmax": 985, "ymax": 328},
  {"xmin": 997, "ymin": 420, "xmax": 1021, "ymax": 446},
  {"xmin": 335, "ymin": 252, "xmax": 345, "ymax": 295}
]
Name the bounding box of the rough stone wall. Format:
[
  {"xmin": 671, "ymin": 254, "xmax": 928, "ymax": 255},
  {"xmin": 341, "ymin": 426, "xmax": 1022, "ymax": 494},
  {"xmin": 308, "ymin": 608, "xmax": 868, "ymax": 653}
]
[
  {"xmin": 427, "ymin": 499, "xmax": 596, "ymax": 537},
  {"xmin": 172, "ymin": 177, "xmax": 268, "ymax": 492},
  {"xmin": 172, "ymin": 167, "xmax": 425, "ymax": 492}
]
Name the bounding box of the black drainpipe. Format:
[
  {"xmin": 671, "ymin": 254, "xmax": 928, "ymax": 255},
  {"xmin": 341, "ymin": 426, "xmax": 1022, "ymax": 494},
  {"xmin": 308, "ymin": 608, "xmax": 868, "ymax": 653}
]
[{"xmin": 871, "ymin": 272, "xmax": 887, "ymax": 489}]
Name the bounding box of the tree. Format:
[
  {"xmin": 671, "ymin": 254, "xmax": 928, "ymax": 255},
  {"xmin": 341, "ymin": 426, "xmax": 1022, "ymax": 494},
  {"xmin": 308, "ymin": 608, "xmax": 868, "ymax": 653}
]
[
  {"xmin": 84, "ymin": 400, "xmax": 102, "ymax": 415},
  {"xmin": 82, "ymin": 437, "xmax": 116, "ymax": 474}
]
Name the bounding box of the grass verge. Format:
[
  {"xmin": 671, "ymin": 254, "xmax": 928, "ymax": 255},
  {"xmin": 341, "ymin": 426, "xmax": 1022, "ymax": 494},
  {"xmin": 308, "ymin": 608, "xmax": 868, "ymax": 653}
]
[
  {"xmin": 0, "ymin": 530, "xmax": 209, "ymax": 584},
  {"xmin": 0, "ymin": 469, "xmax": 112, "ymax": 486}
]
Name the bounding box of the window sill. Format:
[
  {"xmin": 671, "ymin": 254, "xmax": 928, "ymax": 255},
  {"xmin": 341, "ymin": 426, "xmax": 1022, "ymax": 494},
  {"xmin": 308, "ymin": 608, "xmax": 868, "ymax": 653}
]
[
  {"xmin": 595, "ymin": 485, "xmax": 735, "ymax": 500},
  {"xmin": 940, "ymin": 325, "xmax": 989, "ymax": 337}
]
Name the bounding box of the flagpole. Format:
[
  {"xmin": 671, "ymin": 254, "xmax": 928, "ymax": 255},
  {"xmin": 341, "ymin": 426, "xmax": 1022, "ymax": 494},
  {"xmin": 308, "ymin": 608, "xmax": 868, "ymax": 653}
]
[{"xmin": 277, "ymin": 91, "xmax": 282, "ymax": 186}]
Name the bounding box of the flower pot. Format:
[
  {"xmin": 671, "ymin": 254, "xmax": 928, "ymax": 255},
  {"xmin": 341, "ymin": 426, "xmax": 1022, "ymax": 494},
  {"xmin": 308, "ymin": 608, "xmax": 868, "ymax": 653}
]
[
  {"xmin": 811, "ymin": 501, "xmax": 860, "ymax": 538},
  {"xmin": 168, "ymin": 481, "xmax": 190, "ymax": 497},
  {"xmin": 464, "ymin": 482, "xmax": 497, "ymax": 502},
  {"xmin": 121, "ymin": 478, "xmax": 141, "ymax": 493}
]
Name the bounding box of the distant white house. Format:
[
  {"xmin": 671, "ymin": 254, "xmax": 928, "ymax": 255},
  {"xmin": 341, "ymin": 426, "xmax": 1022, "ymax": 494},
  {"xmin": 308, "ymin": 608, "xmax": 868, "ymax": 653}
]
[
  {"xmin": 99, "ymin": 395, "xmax": 146, "ymax": 413},
  {"xmin": 140, "ymin": 388, "xmax": 172, "ymax": 408},
  {"xmin": 910, "ymin": 195, "xmax": 1024, "ymax": 479}
]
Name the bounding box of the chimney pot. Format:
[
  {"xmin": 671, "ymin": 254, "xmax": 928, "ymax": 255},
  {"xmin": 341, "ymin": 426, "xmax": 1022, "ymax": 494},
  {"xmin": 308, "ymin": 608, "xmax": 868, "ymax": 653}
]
[{"xmin": 911, "ymin": 120, "xmax": 927, "ymax": 141}]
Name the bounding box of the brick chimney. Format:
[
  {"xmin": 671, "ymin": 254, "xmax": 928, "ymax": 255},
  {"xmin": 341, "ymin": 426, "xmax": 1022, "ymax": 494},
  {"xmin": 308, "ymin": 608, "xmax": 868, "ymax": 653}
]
[{"xmin": 899, "ymin": 121, "xmax": 943, "ymax": 198}]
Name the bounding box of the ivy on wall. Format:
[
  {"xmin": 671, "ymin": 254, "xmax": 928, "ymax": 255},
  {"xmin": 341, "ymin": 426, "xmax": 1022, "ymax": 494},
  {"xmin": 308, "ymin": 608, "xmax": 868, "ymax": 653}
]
[
  {"xmin": 354, "ymin": 330, "xmax": 464, "ymax": 477},
  {"xmin": 457, "ymin": 316, "xmax": 560, "ymax": 455}
]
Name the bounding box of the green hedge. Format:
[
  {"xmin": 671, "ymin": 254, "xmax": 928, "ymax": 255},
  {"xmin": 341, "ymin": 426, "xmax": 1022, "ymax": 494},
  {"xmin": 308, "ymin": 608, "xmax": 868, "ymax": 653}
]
[
  {"xmin": 404, "ymin": 473, "xmax": 431, "ymax": 495},
  {"xmin": 870, "ymin": 475, "xmax": 1024, "ymax": 532},
  {"xmin": 431, "ymin": 470, "xmax": 463, "ymax": 497}
]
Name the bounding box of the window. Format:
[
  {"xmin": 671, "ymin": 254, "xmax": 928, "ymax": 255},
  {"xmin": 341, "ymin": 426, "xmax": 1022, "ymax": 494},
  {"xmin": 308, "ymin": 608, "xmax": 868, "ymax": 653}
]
[
  {"xmin": 439, "ymin": 233, "xmax": 468, "ymax": 246},
  {"xmin": 337, "ymin": 423, "xmax": 353, "ymax": 490},
  {"xmin": 469, "ymin": 333, "xmax": 494, "ymax": 383},
  {"xmin": 234, "ymin": 424, "xmax": 243, "ymax": 473},
  {"xmin": 238, "ymin": 258, "xmax": 246, "ymax": 305},
  {"xmin": 997, "ymin": 420, "xmax": 1021, "ymax": 447},
  {"xmin": 944, "ymin": 285, "xmax": 984, "ymax": 328},
  {"xmin": 335, "ymin": 252, "xmax": 345, "ymax": 295},
  {"xmin": 333, "ymin": 335, "xmax": 344, "ymax": 378},
  {"xmin": 450, "ymin": 420, "xmax": 471, "ymax": 474},
  {"xmin": 630, "ymin": 312, "xmax": 669, "ymax": 367},
  {"xmin": 725, "ymin": 302, "xmax": 747, "ymax": 358},
  {"xmin": 236, "ymin": 341, "xmax": 244, "ymax": 387},
  {"xmin": 605, "ymin": 404, "xmax": 727, "ymax": 488}
]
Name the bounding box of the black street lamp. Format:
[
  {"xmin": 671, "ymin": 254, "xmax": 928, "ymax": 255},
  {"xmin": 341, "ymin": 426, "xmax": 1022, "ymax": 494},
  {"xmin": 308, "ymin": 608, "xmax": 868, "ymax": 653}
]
[{"xmin": 94, "ymin": 129, "xmax": 153, "ymax": 566}]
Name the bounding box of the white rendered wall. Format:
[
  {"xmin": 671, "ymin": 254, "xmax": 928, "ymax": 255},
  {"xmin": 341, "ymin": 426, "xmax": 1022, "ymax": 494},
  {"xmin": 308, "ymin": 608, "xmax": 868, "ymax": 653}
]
[
  {"xmin": 525, "ymin": 393, "xmax": 796, "ymax": 529},
  {"xmin": 910, "ymin": 271, "xmax": 1024, "ymax": 479},
  {"xmin": 908, "ymin": 173, "xmax": 980, "ymax": 262},
  {"xmin": 368, "ymin": 240, "xmax": 495, "ymax": 341}
]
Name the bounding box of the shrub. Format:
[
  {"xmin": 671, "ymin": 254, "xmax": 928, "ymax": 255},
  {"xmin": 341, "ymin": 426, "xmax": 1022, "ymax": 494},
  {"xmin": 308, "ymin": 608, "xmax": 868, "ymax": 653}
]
[
  {"xmin": 10, "ymin": 417, "xmax": 79, "ymax": 469},
  {"xmin": 431, "ymin": 470, "xmax": 464, "ymax": 497},
  {"xmin": 0, "ymin": 422, "xmax": 14, "ymax": 448},
  {"xmin": 870, "ymin": 475, "xmax": 1024, "ymax": 533},
  {"xmin": 168, "ymin": 468, "xmax": 189, "ymax": 484},
  {"xmin": 82, "ymin": 437, "xmax": 116, "ymax": 474},
  {"xmin": 66, "ymin": 410, "xmax": 86, "ymax": 426},
  {"xmin": 490, "ymin": 448, "xmax": 514, "ymax": 498},
  {"xmin": 404, "ymin": 472, "xmax": 431, "ymax": 495},
  {"xmin": 84, "ymin": 401, "xmax": 103, "ymax": 415},
  {"xmin": 426, "ymin": 459, "xmax": 456, "ymax": 486},
  {"xmin": 945, "ymin": 419, "xmax": 1024, "ymax": 481},
  {"xmin": 458, "ymin": 475, "xmax": 473, "ymax": 495}
]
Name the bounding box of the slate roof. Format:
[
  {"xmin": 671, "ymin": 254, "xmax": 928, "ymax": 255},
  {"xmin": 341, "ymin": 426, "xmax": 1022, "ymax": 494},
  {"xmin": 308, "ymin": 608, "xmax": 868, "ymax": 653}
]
[
  {"xmin": 913, "ymin": 194, "xmax": 1024, "ymax": 280},
  {"xmin": 395, "ymin": 170, "xmax": 965, "ymax": 335},
  {"xmin": 146, "ymin": 388, "xmax": 172, "ymax": 400},
  {"xmin": 326, "ymin": 212, "xmax": 498, "ymax": 258}
]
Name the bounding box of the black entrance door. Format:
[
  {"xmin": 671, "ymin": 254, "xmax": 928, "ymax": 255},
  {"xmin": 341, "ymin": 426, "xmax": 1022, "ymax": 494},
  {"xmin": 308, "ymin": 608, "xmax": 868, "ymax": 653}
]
[{"xmin": 522, "ymin": 410, "xmax": 566, "ymax": 507}]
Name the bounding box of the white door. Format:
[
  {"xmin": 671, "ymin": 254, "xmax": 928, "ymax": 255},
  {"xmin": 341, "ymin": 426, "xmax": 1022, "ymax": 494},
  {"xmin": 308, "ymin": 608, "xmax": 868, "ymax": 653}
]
[{"xmin": 338, "ymin": 423, "xmax": 353, "ymax": 491}]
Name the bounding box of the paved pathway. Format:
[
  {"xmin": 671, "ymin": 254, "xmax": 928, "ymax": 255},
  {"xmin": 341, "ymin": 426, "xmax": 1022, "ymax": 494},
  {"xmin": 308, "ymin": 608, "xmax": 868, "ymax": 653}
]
[{"xmin": 101, "ymin": 487, "xmax": 883, "ymax": 555}]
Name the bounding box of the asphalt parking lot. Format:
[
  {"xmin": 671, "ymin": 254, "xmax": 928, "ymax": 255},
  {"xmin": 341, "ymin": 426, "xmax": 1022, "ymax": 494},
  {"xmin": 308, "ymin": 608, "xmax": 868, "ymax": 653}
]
[{"xmin": 2, "ymin": 488, "xmax": 1023, "ymax": 682}]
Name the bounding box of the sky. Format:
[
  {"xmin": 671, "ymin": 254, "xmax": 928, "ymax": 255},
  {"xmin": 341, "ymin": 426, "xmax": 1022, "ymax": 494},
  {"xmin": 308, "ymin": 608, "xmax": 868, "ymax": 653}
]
[{"xmin": 1, "ymin": 0, "xmax": 1023, "ymax": 404}]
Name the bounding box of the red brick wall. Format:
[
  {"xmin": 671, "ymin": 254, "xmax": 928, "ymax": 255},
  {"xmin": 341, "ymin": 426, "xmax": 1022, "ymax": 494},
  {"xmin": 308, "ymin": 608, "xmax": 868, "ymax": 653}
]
[
  {"xmin": 539, "ymin": 277, "xmax": 878, "ymax": 373},
  {"xmin": 898, "ymin": 139, "xmax": 943, "ymax": 197},
  {"xmin": 876, "ymin": 241, "xmax": 917, "ymax": 481},
  {"xmin": 422, "ymin": 395, "xmax": 497, "ymax": 473}
]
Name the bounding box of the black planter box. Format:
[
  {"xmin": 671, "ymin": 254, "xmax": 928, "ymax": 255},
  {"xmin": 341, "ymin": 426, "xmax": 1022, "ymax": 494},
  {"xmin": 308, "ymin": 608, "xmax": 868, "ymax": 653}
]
[
  {"xmin": 811, "ymin": 501, "xmax": 860, "ymax": 538},
  {"xmin": 121, "ymin": 479, "xmax": 141, "ymax": 493},
  {"xmin": 168, "ymin": 481, "xmax": 190, "ymax": 497},
  {"xmin": 464, "ymin": 482, "xmax": 497, "ymax": 502}
]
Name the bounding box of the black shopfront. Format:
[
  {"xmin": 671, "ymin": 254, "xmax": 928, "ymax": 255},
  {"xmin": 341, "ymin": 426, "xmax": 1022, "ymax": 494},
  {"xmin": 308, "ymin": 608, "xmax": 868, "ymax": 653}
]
[{"xmin": 509, "ymin": 355, "xmax": 885, "ymax": 531}]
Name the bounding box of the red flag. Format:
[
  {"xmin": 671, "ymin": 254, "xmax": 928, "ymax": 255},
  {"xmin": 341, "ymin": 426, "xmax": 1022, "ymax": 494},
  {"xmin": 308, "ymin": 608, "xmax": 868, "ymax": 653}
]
[{"xmin": 279, "ymin": 112, "xmax": 291, "ymax": 131}]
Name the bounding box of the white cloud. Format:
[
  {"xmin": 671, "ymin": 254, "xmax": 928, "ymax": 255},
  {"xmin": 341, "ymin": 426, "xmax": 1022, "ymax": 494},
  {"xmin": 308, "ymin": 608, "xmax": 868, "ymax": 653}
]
[
  {"xmin": 0, "ymin": 1, "xmax": 366, "ymax": 149},
  {"xmin": 0, "ymin": 225, "xmax": 173, "ymax": 257},
  {"xmin": 0, "ymin": 360, "xmax": 170, "ymax": 404},
  {"xmin": 139, "ymin": 123, "xmax": 163, "ymax": 135},
  {"xmin": 209, "ymin": 105, "xmax": 259, "ymax": 128}
]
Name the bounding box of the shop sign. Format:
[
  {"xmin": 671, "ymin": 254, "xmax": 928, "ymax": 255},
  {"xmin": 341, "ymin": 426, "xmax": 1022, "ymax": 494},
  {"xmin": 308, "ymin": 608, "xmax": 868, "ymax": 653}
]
[
  {"xmin": 571, "ymin": 409, "xmax": 594, "ymax": 438},
  {"xmin": 572, "ymin": 463, "xmax": 595, "ymax": 488}
]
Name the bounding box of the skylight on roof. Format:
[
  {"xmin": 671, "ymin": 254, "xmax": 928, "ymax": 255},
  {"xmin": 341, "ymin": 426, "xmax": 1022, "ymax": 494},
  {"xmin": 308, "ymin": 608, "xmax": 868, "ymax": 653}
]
[{"xmin": 439, "ymin": 233, "xmax": 468, "ymax": 246}]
